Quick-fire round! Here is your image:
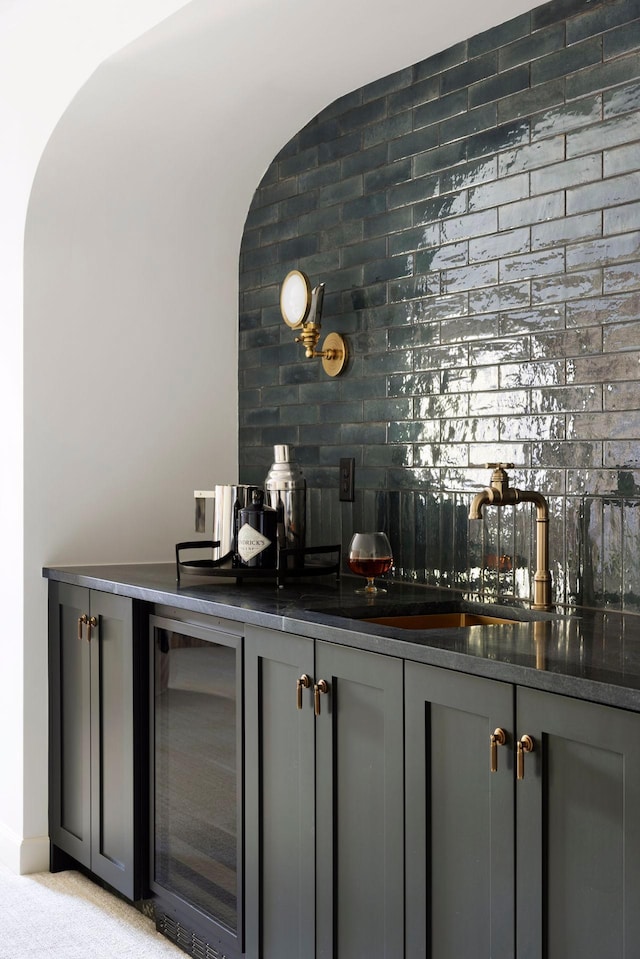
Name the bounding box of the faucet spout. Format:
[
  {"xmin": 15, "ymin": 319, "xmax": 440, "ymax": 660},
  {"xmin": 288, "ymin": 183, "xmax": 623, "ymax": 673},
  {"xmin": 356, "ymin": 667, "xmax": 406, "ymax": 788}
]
[
  {"xmin": 469, "ymin": 487, "xmax": 495, "ymax": 519},
  {"xmin": 469, "ymin": 464, "xmax": 553, "ymax": 610}
]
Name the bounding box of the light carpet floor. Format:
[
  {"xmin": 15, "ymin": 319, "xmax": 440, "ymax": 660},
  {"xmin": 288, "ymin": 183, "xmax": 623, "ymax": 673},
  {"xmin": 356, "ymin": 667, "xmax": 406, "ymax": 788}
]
[{"xmin": 0, "ymin": 862, "xmax": 184, "ymax": 959}]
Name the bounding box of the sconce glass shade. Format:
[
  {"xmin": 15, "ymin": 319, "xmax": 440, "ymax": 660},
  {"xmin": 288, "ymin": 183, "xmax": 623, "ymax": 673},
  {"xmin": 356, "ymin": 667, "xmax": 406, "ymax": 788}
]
[{"xmin": 280, "ymin": 270, "xmax": 311, "ymax": 328}]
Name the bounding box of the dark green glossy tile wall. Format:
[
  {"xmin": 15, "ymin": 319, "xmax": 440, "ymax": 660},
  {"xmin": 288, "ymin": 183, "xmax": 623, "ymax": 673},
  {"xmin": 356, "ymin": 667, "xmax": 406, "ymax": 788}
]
[{"xmin": 239, "ymin": 0, "xmax": 640, "ymax": 612}]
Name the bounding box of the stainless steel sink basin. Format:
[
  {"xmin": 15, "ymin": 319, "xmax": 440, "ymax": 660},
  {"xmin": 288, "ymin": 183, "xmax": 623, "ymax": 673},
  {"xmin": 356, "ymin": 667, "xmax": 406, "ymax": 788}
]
[{"xmin": 363, "ymin": 611, "xmax": 520, "ymax": 630}]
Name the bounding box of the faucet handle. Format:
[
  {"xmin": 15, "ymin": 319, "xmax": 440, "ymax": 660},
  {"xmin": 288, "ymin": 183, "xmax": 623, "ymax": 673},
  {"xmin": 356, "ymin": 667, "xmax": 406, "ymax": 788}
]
[{"xmin": 485, "ymin": 463, "xmax": 514, "ymax": 494}]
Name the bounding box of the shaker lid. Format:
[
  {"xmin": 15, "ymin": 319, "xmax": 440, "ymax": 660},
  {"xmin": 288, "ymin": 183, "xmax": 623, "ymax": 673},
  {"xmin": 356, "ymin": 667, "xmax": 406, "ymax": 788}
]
[{"xmin": 273, "ymin": 444, "xmax": 290, "ymax": 463}]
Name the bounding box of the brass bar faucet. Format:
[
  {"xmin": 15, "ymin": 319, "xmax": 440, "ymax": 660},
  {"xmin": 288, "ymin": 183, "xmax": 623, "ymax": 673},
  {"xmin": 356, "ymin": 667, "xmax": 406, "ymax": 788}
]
[{"xmin": 469, "ymin": 464, "xmax": 553, "ymax": 611}]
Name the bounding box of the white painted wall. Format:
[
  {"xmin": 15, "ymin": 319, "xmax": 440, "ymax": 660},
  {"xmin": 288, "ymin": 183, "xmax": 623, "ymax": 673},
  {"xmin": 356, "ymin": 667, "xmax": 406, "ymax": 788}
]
[
  {"xmin": 1, "ymin": 0, "xmax": 195, "ymax": 874},
  {"xmin": 7, "ymin": 0, "xmax": 542, "ymax": 872}
]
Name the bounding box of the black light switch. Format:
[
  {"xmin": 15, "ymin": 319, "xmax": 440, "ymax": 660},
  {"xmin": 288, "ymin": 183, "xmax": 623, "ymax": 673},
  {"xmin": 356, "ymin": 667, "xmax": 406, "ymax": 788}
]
[{"xmin": 339, "ymin": 457, "xmax": 355, "ymax": 502}]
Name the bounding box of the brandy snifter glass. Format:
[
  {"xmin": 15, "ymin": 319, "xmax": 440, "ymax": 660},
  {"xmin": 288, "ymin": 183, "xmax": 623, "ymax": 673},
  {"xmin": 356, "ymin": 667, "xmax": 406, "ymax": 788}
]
[{"xmin": 347, "ymin": 532, "xmax": 393, "ymax": 594}]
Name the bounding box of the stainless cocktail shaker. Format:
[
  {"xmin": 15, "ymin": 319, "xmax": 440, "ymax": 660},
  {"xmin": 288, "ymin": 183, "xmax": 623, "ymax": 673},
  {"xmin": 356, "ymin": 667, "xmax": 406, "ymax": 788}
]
[{"xmin": 264, "ymin": 444, "xmax": 306, "ymax": 554}]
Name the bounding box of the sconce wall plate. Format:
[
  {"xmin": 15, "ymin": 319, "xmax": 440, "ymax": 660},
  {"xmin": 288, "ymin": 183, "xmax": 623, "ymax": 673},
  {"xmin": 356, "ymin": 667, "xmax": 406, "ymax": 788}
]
[
  {"xmin": 280, "ymin": 269, "xmax": 348, "ymax": 377},
  {"xmin": 321, "ymin": 332, "xmax": 348, "ymax": 377}
]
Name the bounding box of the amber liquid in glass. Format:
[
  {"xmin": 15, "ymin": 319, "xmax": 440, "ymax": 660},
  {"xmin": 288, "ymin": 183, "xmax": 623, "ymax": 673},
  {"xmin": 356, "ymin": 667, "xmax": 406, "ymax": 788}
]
[{"xmin": 348, "ymin": 556, "xmax": 393, "ymax": 578}]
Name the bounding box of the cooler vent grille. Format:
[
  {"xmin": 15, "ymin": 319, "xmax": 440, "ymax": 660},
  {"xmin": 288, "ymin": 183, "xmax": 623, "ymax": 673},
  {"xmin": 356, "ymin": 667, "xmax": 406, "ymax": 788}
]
[{"xmin": 157, "ymin": 912, "xmax": 226, "ymax": 959}]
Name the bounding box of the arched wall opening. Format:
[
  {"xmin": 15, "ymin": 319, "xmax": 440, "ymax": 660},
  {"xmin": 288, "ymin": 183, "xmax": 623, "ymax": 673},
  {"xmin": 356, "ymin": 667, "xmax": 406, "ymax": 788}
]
[{"xmin": 13, "ymin": 0, "xmax": 541, "ymax": 872}]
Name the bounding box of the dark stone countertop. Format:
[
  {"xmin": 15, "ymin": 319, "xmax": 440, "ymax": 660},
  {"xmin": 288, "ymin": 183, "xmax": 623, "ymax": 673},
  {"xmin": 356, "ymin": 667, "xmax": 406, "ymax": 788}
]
[{"xmin": 43, "ymin": 562, "xmax": 640, "ymax": 713}]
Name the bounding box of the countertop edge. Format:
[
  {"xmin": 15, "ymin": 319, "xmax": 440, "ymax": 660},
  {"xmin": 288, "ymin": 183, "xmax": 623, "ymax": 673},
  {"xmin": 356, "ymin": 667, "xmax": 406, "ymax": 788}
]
[{"xmin": 43, "ymin": 564, "xmax": 640, "ymax": 714}]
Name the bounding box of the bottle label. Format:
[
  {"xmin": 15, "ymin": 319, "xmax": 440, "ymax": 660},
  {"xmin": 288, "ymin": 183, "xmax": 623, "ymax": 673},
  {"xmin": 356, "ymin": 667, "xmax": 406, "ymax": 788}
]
[{"xmin": 237, "ymin": 523, "xmax": 273, "ymax": 563}]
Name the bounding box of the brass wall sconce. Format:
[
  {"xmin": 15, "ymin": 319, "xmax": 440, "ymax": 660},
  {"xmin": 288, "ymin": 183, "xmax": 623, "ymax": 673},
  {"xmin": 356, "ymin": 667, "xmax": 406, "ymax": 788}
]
[{"xmin": 280, "ymin": 269, "xmax": 348, "ymax": 377}]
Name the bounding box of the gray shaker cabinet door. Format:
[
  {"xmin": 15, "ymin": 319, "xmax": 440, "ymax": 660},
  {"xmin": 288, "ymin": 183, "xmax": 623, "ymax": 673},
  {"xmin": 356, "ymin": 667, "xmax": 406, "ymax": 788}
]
[
  {"xmin": 244, "ymin": 625, "xmax": 315, "ymax": 959},
  {"xmin": 48, "ymin": 582, "xmax": 136, "ymax": 900},
  {"xmin": 89, "ymin": 589, "xmax": 135, "ymax": 897},
  {"xmin": 315, "ymin": 640, "xmax": 404, "ymax": 959},
  {"xmin": 49, "ymin": 582, "xmax": 92, "ymax": 869},
  {"xmin": 516, "ymin": 686, "xmax": 640, "ymax": 959},
  {"xmin": 405, "ymin": 661, "xmax": 515, "ymax": 959}
]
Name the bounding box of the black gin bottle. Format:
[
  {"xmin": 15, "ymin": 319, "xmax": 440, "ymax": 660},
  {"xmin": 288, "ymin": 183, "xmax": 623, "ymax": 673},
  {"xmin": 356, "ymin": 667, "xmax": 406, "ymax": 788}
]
[{"xmin": 236, "ymin": 489, "xmax": 277, "ymax": 568}]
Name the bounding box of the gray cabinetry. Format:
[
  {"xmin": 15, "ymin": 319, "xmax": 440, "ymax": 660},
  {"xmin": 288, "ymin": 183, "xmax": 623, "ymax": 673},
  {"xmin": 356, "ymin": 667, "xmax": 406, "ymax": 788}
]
[
  {"xmin": 516, "ymin": 686, "xmax": 640, "ymax": 959},
  {"xmin": 406, "ymin": 661, "xmax": 640, "ymax": 959},
  {"xmin": 245, "ymin": 625, "xmax": 404, "ymax": 959},
  {"xmin": 405, "ymin": 662, "xmax": 514, "ymax": 959},
  {"xmin": 48, "ymin": 582, "xmax": 145, "ymax": 900}
]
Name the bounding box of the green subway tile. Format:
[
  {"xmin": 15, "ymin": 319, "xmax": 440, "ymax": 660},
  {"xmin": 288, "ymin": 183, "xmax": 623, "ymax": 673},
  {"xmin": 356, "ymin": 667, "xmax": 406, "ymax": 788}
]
[
  {"xmin": 339, "ymin": 97, "xmax": 387, "ymax": 134},
  {"xmin": 363, "ymin": 254, "xmax": 414, "ymax": 285},
  {"xmin": 363, "ymin": 207, "xmax": 413, "ymax": 239},
  {"xmin": 389, "ymin": 75, "xmax": 439, "ymax": 115},
  {"xmin": 342, "ymin": 192, "xmax": 387, "ymax": 222},
  {"xmin": 415, "ymin": 241, "xmax": 468, "ymax": 272},
  {"xmin": 604, "ymin": 19, "xmax": 640, "ymax": 59},
  {"xmin": 390, "ymin": 223, "xmax": 440, "ymax": 256},
  {"xmin": 364, "ymin": 112, "xmax": 413, "ymax": 150},
  {"xmin": 413, "ymin": 140, "xmax": 468, "ymax": 177},
  {"xmin": 414, "ymin": 88, "xmax": 468, "ymax": 129},
  {"xmin": 440, "ymin": 102, "xmax": 498, "ymax": 145},
  {"xmin": 363, "ymin": 66, "xmax": 414, "ymax": 102},
  {"xmin": 567, "ymin": 172, "xmax": 640, "ymax": 216},
  {"xmin": 502, "ymin": 135, "xmax": 565, "ymax": 177},
  {"xmin": 566, "ymin": 50, "xmax": 640, "ymax": 100},
  {"xmin": 388, "ymin": 125, "xmax": 439, "ymax": 162},
  {"xmin": 498, "ymin": 77, "xmax": 565, "ymax": 124},
  {"xmin": 468, "ymin": 65, "xmax": 530, "ymax": 109},
  {"xmin": 468, "ymin": 11, "xmax": 531, "ymax": 58},
  {"xmin": 567, "ymin": 0, "xmax": 640, "ymax": 45},
  {"xmin": 533, "ymin": 0, "xmax": 591, "ymax": 31},
  {"xmin": 441, "ymin": 208, "xmax": 497, "ymax": 243},
  {"xmin": 499, "ymin": 22, "xmax": 565, "ymax": 70},
  {"xmin": 467, "ymin": 118, "xmax": 530, "ymax": 159},
  {"xmin": 389, "ymin": 173, "xmax": 440, "ymax": 210},
  {"xmin": 341, "ymin": 237, "xmax": 387, "ymax": 269},
  {"xmin": 365, "ymin": 157, "xmax": 412, "ymax": 193},
  {"xmin": 441, "ymin": 51, "xmax": 498, "ymax": 96}
]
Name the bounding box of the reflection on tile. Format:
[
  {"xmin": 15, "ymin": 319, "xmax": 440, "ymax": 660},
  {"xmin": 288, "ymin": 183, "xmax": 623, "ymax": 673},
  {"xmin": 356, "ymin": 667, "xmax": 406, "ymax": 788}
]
[
  {"xmin": 499, "ymin": 413, "xmax": 565, "ymax": 441},
  {"xmin": 442, "ymin": 417, "xmax": 499, "ymax": 443},
  {"xmin": 470, "ymin": 338, "xmax": 530, "ymax": 367},
  {"xmin": 531, "ymin": 385, "xmax": 600, "ymax": 414},
  {"xmin": 500, "ymin": 360, "xmax": 564, "ymax": 388}
]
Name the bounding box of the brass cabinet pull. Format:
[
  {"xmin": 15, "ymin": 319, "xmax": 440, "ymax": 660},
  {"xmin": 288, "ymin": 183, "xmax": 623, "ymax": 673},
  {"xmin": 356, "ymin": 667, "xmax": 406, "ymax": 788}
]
[
  {"xmin": 87, "ymin": 616, "xmax": 97, "ymax": 641},
  {"xmin": 516, "ymin": 734, "xmax": 535, "ymax": 780},
  {"xmin": 296, "ymin": 673, "xmax": 311, "ymax": 709},
  {"xmin": 314, "ymin": 679, "xmax": 329, "ymax": 716},
  {"xmin": 490, "ymin": 727, "xmax": 507, "ymax": 772},
  {"xmin": 77, "ymin": 613, "xmax": 89, "ymax": 641}
]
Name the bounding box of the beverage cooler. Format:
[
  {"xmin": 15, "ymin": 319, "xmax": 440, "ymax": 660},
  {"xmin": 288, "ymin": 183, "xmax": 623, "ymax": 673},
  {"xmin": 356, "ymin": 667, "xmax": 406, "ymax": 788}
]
[{"xmin": 149, "ymin": 609, "xmax": 243, "ymax": 959}]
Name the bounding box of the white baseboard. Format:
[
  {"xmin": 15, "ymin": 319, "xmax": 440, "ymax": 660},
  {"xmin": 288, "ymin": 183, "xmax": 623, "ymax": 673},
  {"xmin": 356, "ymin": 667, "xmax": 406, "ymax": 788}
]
[{"xmin": 0, "ymin": 821, "xmax": 49, "ymax": 874}]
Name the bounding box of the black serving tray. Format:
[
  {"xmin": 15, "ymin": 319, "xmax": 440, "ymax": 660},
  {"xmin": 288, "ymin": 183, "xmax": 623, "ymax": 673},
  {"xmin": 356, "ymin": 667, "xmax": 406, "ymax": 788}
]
[{"xmin": 175, "ymin": 540, "xmax": 341, "ymax": 587}]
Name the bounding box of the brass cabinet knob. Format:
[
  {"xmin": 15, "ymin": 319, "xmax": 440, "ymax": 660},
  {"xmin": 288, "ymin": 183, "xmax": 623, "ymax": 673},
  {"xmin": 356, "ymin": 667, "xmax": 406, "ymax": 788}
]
[
  {"xmin": 314, "ymin": 679, "xmax": 329, "ymax": 716},
  {"xmin": 490, "ymin": 727, "xmax": 507, "ymax": 772},
  {"xmin": 517, "ymin": 734, "xmax": 535, "ymax": 780},
  {"xmin": 77, "ymin": 613, "xmax": 89, "ymax": 641},
  {"xmin": 296, "ymin": 673, "xmax": 311, "ymax": 710}
]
